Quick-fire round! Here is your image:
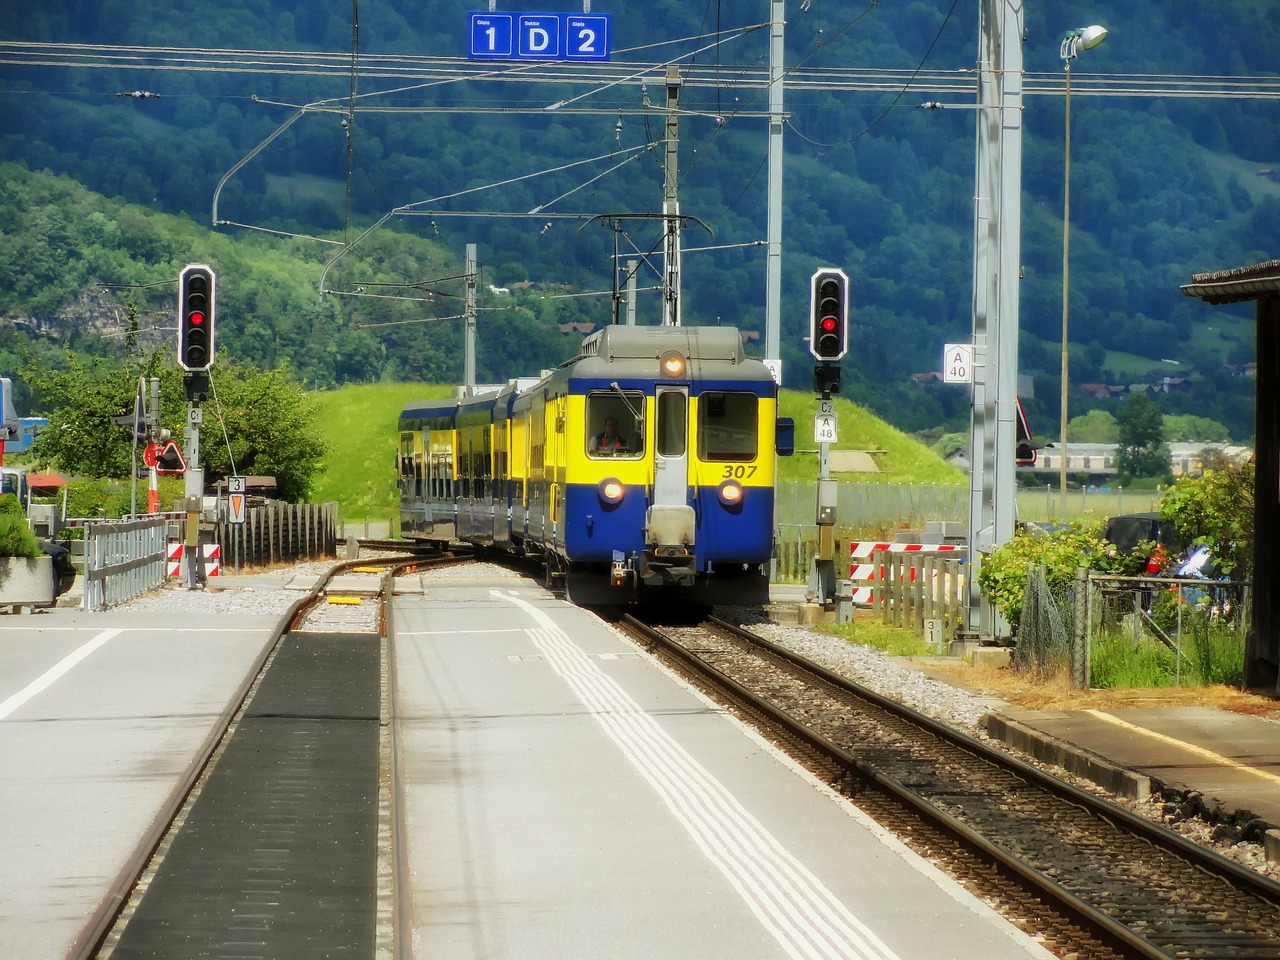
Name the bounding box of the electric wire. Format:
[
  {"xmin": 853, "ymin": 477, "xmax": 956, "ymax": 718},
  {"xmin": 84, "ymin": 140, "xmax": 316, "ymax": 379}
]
[
  {"xmin": 787, "ymin": 0, "xmax": 962, "ymax": 148},
  {"xmin": 4, "ymin": 42, "xmax": 1278, "ymax": 100}
]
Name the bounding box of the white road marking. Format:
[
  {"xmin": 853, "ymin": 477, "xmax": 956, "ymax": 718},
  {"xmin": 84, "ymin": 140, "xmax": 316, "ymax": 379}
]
[
  {"xmin": 0, "ymin": 628, "xmax": 122, "ymax": 720},
  {"xmin": 495, "ymin": 591, "xmax": 901, "ymax": 960}
]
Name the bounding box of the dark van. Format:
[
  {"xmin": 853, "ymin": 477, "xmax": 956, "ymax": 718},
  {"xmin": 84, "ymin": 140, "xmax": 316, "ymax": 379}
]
[{"xmin": 1102, "ymin": 512, "xmax": 1183, "ymax": 574}]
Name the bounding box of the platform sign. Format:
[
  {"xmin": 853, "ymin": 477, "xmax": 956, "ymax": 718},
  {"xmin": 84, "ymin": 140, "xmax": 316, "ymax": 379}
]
[
  {"xmin": 469, "ymin": 12, "xmax": 610, "ymax": 61},
  {"xmin": 942, "ymin": 342, "xmax": 974, "ymax": 384},
  {"xmin": 470, "ymin": 13, "xmax": 514, "ymax": 58},
  {"xmin": 517, "ymin": 15, "xmax": 561, "ymax": 58},
  {"xmin": 564, "ymin": 15, "xmax": 609, "ymax": 60}
]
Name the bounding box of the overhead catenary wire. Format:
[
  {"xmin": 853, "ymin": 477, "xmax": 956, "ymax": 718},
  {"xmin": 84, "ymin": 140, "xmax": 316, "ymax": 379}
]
[{"xmin": 3, "ymin": 41, "xmax": 1279, "ymax": 101}]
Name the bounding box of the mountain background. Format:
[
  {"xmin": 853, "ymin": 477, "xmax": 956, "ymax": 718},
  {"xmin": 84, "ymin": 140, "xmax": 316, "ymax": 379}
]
[{"xmin": 1, "ymin": 0, "xmax": 1276, "ymax": 443}]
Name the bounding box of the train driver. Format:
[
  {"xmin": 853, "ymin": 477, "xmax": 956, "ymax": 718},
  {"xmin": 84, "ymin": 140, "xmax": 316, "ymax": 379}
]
[{"xmin": 593, "ymin": 416, "xmax": 628, "ymax": 453}]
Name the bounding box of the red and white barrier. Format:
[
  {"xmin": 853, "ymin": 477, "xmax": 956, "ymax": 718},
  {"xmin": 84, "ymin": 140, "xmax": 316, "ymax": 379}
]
[
  {"xmin": 167, "ymin": 543, "xmax": 221, "ymax": 577},
  {"xmin": 847, "ymin": 542, "xmax": 961, "ymax": 603}
]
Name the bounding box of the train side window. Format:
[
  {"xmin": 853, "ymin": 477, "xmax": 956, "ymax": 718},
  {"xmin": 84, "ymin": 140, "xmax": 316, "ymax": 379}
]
[
  {"xmin": 699, "ymin": 392, "xmax": 757, "ymax": 461},
  {"xmin": 587, "ymin": 392, "xmax": 645, "ymax": 458}
]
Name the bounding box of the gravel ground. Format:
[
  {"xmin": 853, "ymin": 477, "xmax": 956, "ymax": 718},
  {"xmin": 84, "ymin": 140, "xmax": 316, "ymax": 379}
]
[{"xmin": 119, "ymin": 560, "xmax": 1280, "ymax": 880}]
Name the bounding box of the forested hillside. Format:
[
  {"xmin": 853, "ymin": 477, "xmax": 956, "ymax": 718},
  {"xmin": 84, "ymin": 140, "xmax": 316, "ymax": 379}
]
[{"xmin": 1, "ymin": 0, "xmax": 1276, "ymax": 439}]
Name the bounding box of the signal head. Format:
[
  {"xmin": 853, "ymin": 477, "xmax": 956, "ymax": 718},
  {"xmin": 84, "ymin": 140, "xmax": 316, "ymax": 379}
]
[
  {"xmin": 178, "ymin": 264, "xmax": 216, "ymax": 372},
  {"xmin": 809, "ymin": 268, "xmax": 849, "ymax": 362}
]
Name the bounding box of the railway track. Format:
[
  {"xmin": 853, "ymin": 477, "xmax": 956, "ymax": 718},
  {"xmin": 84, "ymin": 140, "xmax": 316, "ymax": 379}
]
[
  {"xmin": 622, "ymin": 612, "xmax": 1280, "ymax": 960},
  {"xmin": 77, "ymin": 552, "xmax": 464, "ymax": 960}
]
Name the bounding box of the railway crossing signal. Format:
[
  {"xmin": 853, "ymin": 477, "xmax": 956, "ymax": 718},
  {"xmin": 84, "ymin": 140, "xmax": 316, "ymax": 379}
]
[{"xmin": 178, "ymin": 264, "xmax": 216, "ymax": 372}]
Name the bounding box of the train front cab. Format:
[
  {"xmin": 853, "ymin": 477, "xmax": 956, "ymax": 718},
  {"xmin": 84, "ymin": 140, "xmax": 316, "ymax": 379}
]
[{"xmin": 563, "ymin": 343, "xmax": 789, "ymax": 606}]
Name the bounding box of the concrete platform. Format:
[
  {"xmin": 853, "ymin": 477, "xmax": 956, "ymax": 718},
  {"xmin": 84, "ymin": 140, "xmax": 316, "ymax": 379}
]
[
  {"xmin": 984, "ymin": 703, "xmax": 1280, "ymax": 858},
  {"xmin": 392, "ymin": 572, "xmax": 1058, "ymax": 960}
]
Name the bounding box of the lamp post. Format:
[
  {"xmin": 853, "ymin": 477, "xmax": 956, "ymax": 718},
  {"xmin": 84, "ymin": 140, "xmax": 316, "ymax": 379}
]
[{"xmin": 1059, "ymin": 24, "xmax": 1108, "ymax": 496}]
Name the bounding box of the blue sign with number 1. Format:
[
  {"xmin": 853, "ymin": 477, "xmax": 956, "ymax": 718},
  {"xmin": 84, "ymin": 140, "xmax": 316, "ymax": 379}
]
[{"xmin": 469, "ymin": 12, "xmax": 610, "ymax": 61}]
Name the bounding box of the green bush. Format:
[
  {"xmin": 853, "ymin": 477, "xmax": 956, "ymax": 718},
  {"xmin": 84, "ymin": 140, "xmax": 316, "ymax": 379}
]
[
  {"xmin": 0, "ymin": 495, "xmax": 41, "ymax": 558},
  {"xmin": 977, "ymin": 521, "xmax": 1131, "ymax": 629}
]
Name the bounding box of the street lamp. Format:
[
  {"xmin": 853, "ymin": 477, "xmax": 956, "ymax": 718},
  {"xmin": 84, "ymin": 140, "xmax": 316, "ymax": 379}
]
[{"xmin": 1059, "ymin": 24, "xmax": 1108, "ymax": 496}]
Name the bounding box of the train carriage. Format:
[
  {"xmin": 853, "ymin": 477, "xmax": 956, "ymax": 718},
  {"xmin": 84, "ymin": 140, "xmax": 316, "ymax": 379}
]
[
  {"xmin": 398, "ymin": 325, "xmax": 793, "ymax": 606},
  {"xmin": 397, "ymin": 399, "xmax": 458, "ymax": 546}
]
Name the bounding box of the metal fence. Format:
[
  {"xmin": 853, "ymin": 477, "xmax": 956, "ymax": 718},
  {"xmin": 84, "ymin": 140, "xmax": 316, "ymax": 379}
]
[
  {"xmin": 210, "ymin": 501, "xmax": 339, "ymax": 571},
  {"xmin": 81, "ymin": 517, "xmax": 169, "ymax": 611},
  {"xmin": 1082, "ymin": 572, "xmax": 1250, "ymax": 687},
  {"xmin": 1015, "ymin": 567, "xmax": 1252, "ymax": 687}
]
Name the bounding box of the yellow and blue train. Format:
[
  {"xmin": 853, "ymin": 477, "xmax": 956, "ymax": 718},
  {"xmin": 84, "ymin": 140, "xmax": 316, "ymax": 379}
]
[{"xmin": 398, "ymin": 325, "xmax": 794, "ymax": 605}]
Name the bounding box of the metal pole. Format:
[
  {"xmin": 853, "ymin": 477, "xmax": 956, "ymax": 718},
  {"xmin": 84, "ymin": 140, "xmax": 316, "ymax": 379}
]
[
  {"xmin": 662, "ymin": 66, "xmax": 682, "ymax": 327},
  {"xmin": 183, "ymin": 403, "xmax": 204, "ymax": 589},
  {"xmin": 763, "ymin": 0, "xmax": 784, "ymax": 366},
  {"xmin": 965, "ymin": 0, "xmax": 1023, "ymax": 639},
  {"xmin": 465, "ymin": 243, "xmax": 477, "ymax": 388},
  {"xmin": 130, "ymin": 377, "xmax": 141, "ymax": 519},
  {"xmin": 1060, "ymin": 60, "xmax": 1072, "ymax": 497},
  {"xmin": 148, "ymin": 378, "xmax": 160, "ymax": 514},
  {"xmin": 625, "ymin": 259, "xmax": 637, "ymax": 326}
]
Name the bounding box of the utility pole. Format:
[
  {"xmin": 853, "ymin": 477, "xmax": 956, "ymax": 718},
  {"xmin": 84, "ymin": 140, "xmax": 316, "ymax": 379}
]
[
  {"xmin": 662, "ymin": 66, "xmax": 683, "ymax": 327},
  {"xmin": 465, "ymin": 243, "xmax": 477, "ymax": 388},
  {"xmin": 764, "ymin": 0, "xmax": 785, "ymax": 378},
  {"xmin": 965, "ymin": 0, "xmax": 1024, "ymax": 638}
]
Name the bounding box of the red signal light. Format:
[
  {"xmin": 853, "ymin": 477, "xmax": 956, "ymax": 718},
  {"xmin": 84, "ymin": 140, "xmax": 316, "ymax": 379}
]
[
  {"xmin": 809, "ymin": 268, "xmax": 849, "ymax": 362},
  {"xmin": 178, "ymin": 264, "xmax": 216, "ymax": 372}
]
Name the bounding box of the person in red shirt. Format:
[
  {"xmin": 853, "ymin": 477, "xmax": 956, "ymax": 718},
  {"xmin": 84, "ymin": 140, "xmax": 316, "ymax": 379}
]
[{"xmin": 594, "ymin": 416, "xmax": 627, "ymax": 453}]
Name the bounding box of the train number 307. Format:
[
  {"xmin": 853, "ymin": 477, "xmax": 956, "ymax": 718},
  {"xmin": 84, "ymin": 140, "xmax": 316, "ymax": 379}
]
[{"xmin": 721, "ymin": 465, "xmax": 757, "ymax": 479}]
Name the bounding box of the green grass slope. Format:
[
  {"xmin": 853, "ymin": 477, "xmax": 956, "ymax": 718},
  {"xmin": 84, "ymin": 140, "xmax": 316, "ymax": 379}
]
[
  {"xmin": 309, "ymin": 382, "xmax": 451, "ymax": 521},
  {"xmin": 309, "ymin": 383, "xmax": 963, "ymax": 519},
  {"xmin": 778, "ymin": 391, "xmax": 964, "ymax": 484}
]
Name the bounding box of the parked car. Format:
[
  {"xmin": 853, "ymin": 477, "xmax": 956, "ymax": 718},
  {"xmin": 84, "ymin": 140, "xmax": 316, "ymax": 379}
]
[{"xmin": 1102, "ymin": 512, "xmax": 1184, "ymax": 574}]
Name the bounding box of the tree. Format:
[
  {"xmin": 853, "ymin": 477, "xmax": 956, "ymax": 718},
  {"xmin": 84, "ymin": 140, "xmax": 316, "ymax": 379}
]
[
  {"xmin": 1115, "ymin": 393, "xmax": 1172, "ymax": 483},
  {"xmin": 1160, "ymin": 459, "xmax": 1254, "ymax": 578},
  {"xmin": 1163, "ymin": 414, "xmax": 1231, "ymax": 443},
  {"xmin": 22, "ymin": 351, "xmax": 326, "ymax": 502},
  {"xmin": 24, "ymin": 353, "xmax": 141, "ymax": 478},
  {"xmin": 196, "ymin": 359, "xmax": 326, "ymax": 502},
  {"xmin": 1068, "ymin": 409, "xmax": 1118, "ymax": 443}
]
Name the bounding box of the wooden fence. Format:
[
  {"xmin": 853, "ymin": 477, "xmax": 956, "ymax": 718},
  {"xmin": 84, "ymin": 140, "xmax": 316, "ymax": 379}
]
[
  {"xmin": 870, "ymin": 550, "xmax": 967, "ymax": 644},
  {"xmin": 210, "ymin": 501, "xmax": 340, "ymax": 570}
]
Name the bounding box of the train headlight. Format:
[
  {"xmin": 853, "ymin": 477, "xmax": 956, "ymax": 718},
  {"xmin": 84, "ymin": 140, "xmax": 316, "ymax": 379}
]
[
  {"xmin": 716, "ymin": 479, "xmax": 743, "ymax": 507},
  {"xmin": 598, "ymin": 477, "xmax": 625, "ymax": 505},
  {"xmin": 659, "ymin": 350, "xmax": 686, "ymax": 378}
]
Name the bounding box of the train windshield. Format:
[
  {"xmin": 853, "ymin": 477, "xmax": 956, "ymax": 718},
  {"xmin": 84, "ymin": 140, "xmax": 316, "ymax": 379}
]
[
  {"xmin": 586, "ymin": 392, "xmax": 645, "ymax": 458},
  {"xmin": 698, "ymin": 392, "xmax": 758, "ymax": 461}
]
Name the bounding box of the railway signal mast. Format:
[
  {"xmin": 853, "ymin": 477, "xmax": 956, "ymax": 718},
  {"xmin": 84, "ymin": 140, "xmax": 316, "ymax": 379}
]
[
  {"xmin": 808, "ymin": 268, "xmax": 850, "ymax": 609},
  {"xmin": 177, "ymin": 263, "xmax": 217, "ymax": 587}
]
